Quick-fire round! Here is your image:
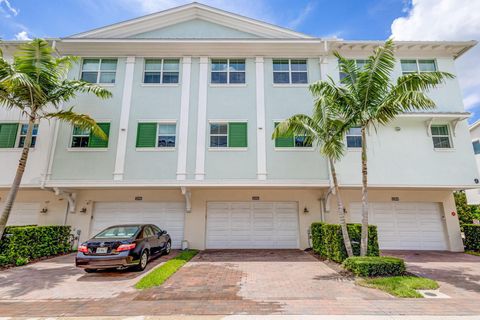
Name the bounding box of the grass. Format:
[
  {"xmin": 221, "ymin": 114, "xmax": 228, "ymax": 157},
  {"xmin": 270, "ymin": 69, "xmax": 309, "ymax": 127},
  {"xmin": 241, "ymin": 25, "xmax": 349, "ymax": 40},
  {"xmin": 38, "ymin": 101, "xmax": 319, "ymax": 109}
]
[
  {"xmin": 357, "ymin": 276, "xmax": 439, "ymax": 298},
  {"xmin": 466, "ymin": 251, "xmax": 480, "ymax": 257},
  {"xmin": 135, "ymin": 249, "xmax": 198, "ymax": 290}
]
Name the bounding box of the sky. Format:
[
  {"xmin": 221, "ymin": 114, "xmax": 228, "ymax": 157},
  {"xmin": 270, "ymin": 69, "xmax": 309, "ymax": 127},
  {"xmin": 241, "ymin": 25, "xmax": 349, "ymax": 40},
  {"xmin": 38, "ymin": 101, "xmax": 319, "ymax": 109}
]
[{"xmin": 1, "ymin": 0, "xmax": 479, "ymax": 124}]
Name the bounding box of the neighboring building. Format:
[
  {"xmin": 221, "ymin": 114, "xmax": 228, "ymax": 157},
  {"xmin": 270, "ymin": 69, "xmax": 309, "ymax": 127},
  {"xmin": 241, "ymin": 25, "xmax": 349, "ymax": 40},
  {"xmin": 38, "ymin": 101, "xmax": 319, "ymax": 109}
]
[
  {"xmin": 0, "ymin": 3, "xmax": 478, "ymax": 251},
  {"xmin": 466, "ymin": 120, "xmax": 480, "ymax": 204}
]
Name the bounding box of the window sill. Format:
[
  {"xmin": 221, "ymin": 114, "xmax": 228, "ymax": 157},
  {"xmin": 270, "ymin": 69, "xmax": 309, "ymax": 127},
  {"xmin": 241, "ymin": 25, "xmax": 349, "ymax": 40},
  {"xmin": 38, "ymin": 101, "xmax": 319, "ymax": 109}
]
[
  {"xmin": 98, "ymin": 84, "xmax": 115, "ymax": 87},
  {"xmin": 434, "ymin": 148, "xmax": 455, "ymax": 152},
  {"xmin": 136, "ymin": 147, "xmax": 176, "ymax": 152},
  {"xmin": 67, "ymin": 148, "xmax": 108, "ymax": 152},
  {"xmin": 208, "ymin": 147, "xmax": 248, "ymax": 152},
  {"xmin": 347, "ymin": 147, "xmax": 362, "ymax": 152},
  {"xmin": 140, "ymin": 83, "xmax": 180, "ymax": 87},
  {"xmin": 209, "ymin": 84, "xmax": 247, "ymax": 88},
  {"xmin": 274, "ymin": 147, "xmax": 314, "ymax": 152},
  {"xmin": 272, "ymin": 83, "xmax": 309, "ymax": 88}
]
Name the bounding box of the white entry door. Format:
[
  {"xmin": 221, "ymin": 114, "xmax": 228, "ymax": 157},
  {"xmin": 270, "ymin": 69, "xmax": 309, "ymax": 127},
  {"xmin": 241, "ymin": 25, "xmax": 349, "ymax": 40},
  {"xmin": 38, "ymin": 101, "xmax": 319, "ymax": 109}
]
[
  {"xmin": 349, "ymin": 202, "xmax": 448, "ymax": 250},
  {"xmin": 91, "ymin": 202, "xmax": 185, "ymax": 249},
  {"xmin": 1, "ymin": 202, "xmax": 40, "ymax": 226},
  {"xmin": 206, "ymin": 202, "xmax": 299, "ymax": 249}
]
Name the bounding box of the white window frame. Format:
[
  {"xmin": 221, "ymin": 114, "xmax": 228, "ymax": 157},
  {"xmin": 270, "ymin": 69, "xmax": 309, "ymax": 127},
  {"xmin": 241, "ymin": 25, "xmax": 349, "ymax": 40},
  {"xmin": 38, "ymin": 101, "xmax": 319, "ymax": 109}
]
[
  {"xmin": 156, "ymin": 122, "xmax": 177, "ymax": 148},
  {"xmin": 210, "ymin": 59, "xmax": 246, "ymax": 85},
  {"xmin": 142, "ymin": 58, "xmax": 180, "ymax": 85},
  {"xmin": 400, "ymin": 59, "xmax": 437, "ymax": 75},
  {"xmin": 80, "ymin": 58, "xmax": 118, "ymax": 84},
  {"xmin": 70, "ymin": 125, "xmax": 91, "ymax": 149},
  {"xmin": 346, "ymin": 127, "xmax": 362, "ymax": 149},
  {"xmin": 431, "ymin": 124, "xmax": 453, "ymax": 150},
  {"xmin": 209, "ymin": 122, "xmax": 229, "ymax": 148},
  {"xmin": 339, "ymin": 59, "xmax": 367, "ymax": 80},
  {"xmin": 272, "ymin": 59, "xmax": 308, "ymax": 85},
  {"xmin": 16, "ymin": 123, "xmax": 38, "ymax": 148}
]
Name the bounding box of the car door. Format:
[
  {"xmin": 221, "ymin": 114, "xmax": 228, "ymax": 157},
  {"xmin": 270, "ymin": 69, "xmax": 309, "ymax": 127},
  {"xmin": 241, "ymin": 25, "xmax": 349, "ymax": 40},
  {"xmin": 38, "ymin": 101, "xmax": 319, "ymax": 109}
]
[
  {"xmin": 152, "ymin": 225, "xmax": 168, "ymax": 251},
  {"xmin": 143, "ymin": 226, "xmax": 158, "ymax": 255}
]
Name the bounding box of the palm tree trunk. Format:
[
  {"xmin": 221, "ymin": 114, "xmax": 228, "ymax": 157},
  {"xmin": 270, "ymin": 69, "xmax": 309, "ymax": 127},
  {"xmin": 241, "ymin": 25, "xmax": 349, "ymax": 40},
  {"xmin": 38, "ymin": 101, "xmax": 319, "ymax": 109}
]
[
  {"xmin": 360, "ymin": 126, "xmax": 369, "ymax": 256},
  {"xmin": 329, "ymin": 158, "xmax": 354, "ymax": 257},
  {"xmin": 0, "ymin": 117, "xmax": 35, "ymax": 239}
]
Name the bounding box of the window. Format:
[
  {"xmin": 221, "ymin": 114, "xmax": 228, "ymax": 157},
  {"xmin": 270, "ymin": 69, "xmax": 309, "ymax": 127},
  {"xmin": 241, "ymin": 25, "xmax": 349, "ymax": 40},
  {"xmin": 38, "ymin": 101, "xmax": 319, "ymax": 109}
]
[
  {"xmin": 70, "ymin": 123, "xmax": 110, "ymax": 148},
  {"xmin": 431, "ymin": 125, "xmax": 452, "ymax": 149},
  {"xmin": 274, "ymin": 122, "xmax": 312, "ymax": 148},
  {"xmin": 339, "ymin": 59, "xmax": 367, "ymax": 81},
  {"xmin": 473, "ymin": 140, "xmax": 480, "ymax": 155},
  {"xmin": 144, "ymin": 59, "xmax": 180, "ymax": 84},
  {"xmin": 136, "ymin": 122, "xmax": 177, "ymax": 148},
  {"xmin": 401, "ymin": 59, "xmax": 437, "ymax": 75},
  {"xmin": 209, "ymin": 122, "xmax": 247, "ymax": 148},
  {"xmin": 346, "ymin": 127, "xmax": 362, "ymax": 148},
  {"xmin": 17, "ymin": 124, "xmax": 39, "ymax": 148},
  {"xmin": 273, "ymin": 59, "xmax": 307, "ymax": 84},
  {"xmin": 81, "ymin": 58, "xmax": 117, "ymax": 84},
  {"xmin": 211, "ymin": 59, "xmax": 245, "ymax": 84}
]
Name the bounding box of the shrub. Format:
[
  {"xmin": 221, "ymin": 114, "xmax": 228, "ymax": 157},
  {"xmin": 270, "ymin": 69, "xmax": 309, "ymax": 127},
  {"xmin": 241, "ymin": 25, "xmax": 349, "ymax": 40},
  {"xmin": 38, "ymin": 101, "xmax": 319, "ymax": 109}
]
[
  {"xmin": 0, "ymin": 254, "xmax": 9, "ymax": 266},
  {"xmin": 343, "ymin": 256, "xmax": 406, "ymax": 277},
  {"xmin": 464, "ymin": 224, "xmax": 480, "ymax": 252},
  {"xmin": 0, "ymin": 225, "xmax": 72, "ymax": 265},
  {"xmin": 15, "ymin": 257, "xmax": 28, "ymax": 266},
  {"xmin": 311, "ymin": 222, "xmax": 379, "ymax": 262}
]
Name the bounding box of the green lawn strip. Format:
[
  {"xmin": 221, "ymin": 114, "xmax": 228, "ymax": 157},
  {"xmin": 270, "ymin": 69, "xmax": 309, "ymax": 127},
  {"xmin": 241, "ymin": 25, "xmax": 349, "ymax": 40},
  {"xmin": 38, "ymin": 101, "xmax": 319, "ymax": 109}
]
[
  {"xmin": 135, "ymin": 249, "xmax": 198, "ymax": 290},
  {"xmin": 466, "ymin": 251, "xmax": 480, "ymax": 257},
  {"xmin": 357, "ymin": 275, "xmax": 439, "ymax": 298}
]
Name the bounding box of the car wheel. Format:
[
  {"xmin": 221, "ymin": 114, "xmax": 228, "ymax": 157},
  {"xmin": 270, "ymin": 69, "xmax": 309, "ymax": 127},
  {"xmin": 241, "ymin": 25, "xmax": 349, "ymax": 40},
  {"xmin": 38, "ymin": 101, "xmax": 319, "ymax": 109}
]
[
  {"xmin": 84, "ymin": 268, "xmax": 97, "ymax": 273},
  {"xmin": 164, "ymin": 241, "xmax": 172, "ymax": 255},
  {"xmin": 136, "ymin": 250, "xmax": 148, "ymax": 271}
]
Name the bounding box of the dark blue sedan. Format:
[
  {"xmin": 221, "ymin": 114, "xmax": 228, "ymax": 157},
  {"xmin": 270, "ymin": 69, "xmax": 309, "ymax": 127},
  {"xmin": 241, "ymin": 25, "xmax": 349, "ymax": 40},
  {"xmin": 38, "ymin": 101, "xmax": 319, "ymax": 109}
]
[{"xmin": 75, "ymin": 224, "xmax": 171, "ymax": 273}]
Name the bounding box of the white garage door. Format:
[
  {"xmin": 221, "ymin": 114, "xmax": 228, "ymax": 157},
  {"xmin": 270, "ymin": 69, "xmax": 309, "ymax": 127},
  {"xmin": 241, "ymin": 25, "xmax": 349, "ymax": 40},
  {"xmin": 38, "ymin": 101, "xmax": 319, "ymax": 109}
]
[
  {"xmin": 91, "ymin": 202, "xmax": 185, "ymax": 249},
  {"xmin": 206, "ymin": 202, "xmax": 299, "ymax": 249},
  {"xmin": 1, "ymin": 202, "xmax": 40, "ymax": 226},
  {"xmin": 349, "ymin": 202, "xmax": 448, "ymax": 250}
]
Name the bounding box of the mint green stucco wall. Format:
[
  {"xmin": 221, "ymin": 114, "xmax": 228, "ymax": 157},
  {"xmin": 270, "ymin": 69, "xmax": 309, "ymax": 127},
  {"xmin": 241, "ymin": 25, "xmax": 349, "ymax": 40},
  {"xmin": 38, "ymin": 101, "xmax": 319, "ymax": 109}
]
[
  {"xmin": 265, "ymin": 58, "xmax": 329, "ymax": 181},
  {"xmin": 130, "ymin": 19, "xmax": 260, "ymax": 39},
  {"xmin": 50, "ymin": 58, "xmax": 126, "ymax": 180}
]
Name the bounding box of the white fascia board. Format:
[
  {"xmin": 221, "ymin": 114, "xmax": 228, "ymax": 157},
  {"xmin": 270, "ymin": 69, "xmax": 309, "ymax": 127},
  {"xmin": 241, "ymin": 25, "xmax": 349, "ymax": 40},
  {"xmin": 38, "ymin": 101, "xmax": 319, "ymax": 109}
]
[
  {"xmin": 469, "ymin": 119, "xmax": 480, "ymax": 131},
  {"xmin": 398, "ymin": 112, "xmax": 470, "ymax": 119}
]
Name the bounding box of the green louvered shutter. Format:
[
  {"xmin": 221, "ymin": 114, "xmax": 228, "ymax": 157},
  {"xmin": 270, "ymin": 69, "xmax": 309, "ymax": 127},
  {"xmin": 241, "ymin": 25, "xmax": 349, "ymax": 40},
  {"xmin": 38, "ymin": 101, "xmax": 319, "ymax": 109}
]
[
  {"xmin": 228, "ymin": 122, "xmax": 247, "ymax": 148},
  {"xmin": 88, "ymin": 123, "xmax": 110, "ymax": 148},
  {"xmin": 274, "ymin": 122, "xmax": 294, "ymax": 147},
  {"xmin": 136, "ymin": 123, "xmax": 157, "ymax": 147},
  {"xmin": 0, "ymin": 123, "xmax": 19, "ymax": 148}
]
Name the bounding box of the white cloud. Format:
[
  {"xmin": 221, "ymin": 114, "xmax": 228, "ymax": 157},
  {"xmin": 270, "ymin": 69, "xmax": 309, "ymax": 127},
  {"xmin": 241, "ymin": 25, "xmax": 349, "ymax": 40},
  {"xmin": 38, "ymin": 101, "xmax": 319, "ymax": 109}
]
[
  {"xmin": 0, "ymin": 0, "xmax": 18, "ymax": 17},
  {"xmin": 287, "ymin": 1, "xmax": 316, "ymax": 29},
  {"xmin": 14, "ymin": 30, "xmax": 30, "ymax": 40},
  {"xmin": 391, "ymin": 0, "xmax": 480, "ymax": 121}
]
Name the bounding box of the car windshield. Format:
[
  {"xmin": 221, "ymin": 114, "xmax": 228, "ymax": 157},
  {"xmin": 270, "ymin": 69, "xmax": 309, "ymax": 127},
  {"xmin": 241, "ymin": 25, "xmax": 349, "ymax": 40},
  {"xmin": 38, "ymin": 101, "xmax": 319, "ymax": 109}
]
[{"xmin": 95, "ymin": 226, "xmax": 139, "ymax": 239}]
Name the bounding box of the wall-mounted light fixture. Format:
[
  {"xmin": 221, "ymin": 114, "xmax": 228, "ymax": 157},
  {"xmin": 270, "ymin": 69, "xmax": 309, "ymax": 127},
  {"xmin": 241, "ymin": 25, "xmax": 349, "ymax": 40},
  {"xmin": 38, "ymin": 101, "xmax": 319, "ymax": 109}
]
[
  {"xmin": 80, "ymin": 207, "xmax": 87, "ymax": 214},
  {"xmin": 303, "ymin": 206, "xmax": 309, "ymax": 214},
  {"xmin": 40, "ymin": 208, "xmax": 48, "ymax": 214},
  {"xmin": 395, "ymin": 127, "xmax": 401, "ymax": 132}
]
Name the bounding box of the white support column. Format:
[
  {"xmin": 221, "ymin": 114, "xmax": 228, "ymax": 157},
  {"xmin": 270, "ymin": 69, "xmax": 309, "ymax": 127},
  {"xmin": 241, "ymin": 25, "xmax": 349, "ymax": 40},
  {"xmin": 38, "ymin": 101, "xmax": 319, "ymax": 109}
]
[
  {"xmin": 319, "ymin": 56, "xmax": 328, "ymax": 81},
  {"xmin": 176, "ymin": 56, "xmax": 192, "ymax": 181},
  {"xmin": 194, "ymin": 57, "xmax": 209, "ymax": 180},
  {"xmin": 113, "ymin": 56, "xmax": 136, "ymax": 181},
  {"xmin": 255, "ymin": 57, "xmax": 267, "ymax": 180}
]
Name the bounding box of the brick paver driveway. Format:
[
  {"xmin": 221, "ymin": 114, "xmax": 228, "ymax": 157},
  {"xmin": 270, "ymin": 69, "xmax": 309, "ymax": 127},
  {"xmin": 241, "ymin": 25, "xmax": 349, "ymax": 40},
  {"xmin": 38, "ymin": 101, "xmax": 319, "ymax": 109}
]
[
  {"xmin": 0, "ymin": 251, "xmax": 178, "ymax": 300},
  {"xmin": 1, "ymin": 249, "xmax": 480, "ymax": 317},
  {"xmin": 384, "ymin": 250, "xmax": 480, "ymax": 299}
]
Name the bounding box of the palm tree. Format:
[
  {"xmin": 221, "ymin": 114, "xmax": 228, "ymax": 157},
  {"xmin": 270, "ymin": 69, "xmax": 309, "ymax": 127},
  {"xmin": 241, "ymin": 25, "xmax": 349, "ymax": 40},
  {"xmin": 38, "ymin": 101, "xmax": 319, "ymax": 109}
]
[
  {"xmin": 0, "ymin": 39, "xmax": 112, "ymax": 238},
  {"xmin": 311, "ymin": 39, "xmax": 454, "ymax": 255},
  {"xmin": 272, "ymin": 99, "xmax": 354, "ymax": 257}
]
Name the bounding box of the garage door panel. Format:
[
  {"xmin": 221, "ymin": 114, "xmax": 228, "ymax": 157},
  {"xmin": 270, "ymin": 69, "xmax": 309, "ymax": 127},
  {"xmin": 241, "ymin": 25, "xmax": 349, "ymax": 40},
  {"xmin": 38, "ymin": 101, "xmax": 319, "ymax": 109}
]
[
  {"xmin": 206, "ymin": 202, "xmax": 299, "ymax": 249},
  {"xmin": 349, "ymin": 201, "xmax": 448, "ymax": 250},
  {"xmin": 92, "ymin": 202, "xmax": 185, "ymax": 249},
  {"xmin": 1, "ymin": 202, "xmax": 40, "ymax": 226}
]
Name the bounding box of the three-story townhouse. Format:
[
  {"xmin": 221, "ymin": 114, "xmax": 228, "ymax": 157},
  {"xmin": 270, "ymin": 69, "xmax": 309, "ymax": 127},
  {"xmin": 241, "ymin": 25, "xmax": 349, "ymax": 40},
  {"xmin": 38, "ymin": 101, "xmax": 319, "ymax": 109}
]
[{"xmin": 0, "ymin": 3, "xmax": 478, "ymax": 251}]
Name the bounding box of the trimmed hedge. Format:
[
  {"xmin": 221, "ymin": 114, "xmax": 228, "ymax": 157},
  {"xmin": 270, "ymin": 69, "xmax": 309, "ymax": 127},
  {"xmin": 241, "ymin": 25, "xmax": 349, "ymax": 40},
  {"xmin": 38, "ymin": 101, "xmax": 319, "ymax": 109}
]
[
  {"xmin": 343, "ymin": 256, "xmax": 406, "ymax": 277},
  {"xmin": 0, "ymin": 225, "xmax": 72, "ymax": 266},
  {"xmin": 464, "ymin": 224, "xmax": 480, "ymax": 252},
  {"xmin": 311, "ymin": 222, "xmax": 379, "ymax": 262}
]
